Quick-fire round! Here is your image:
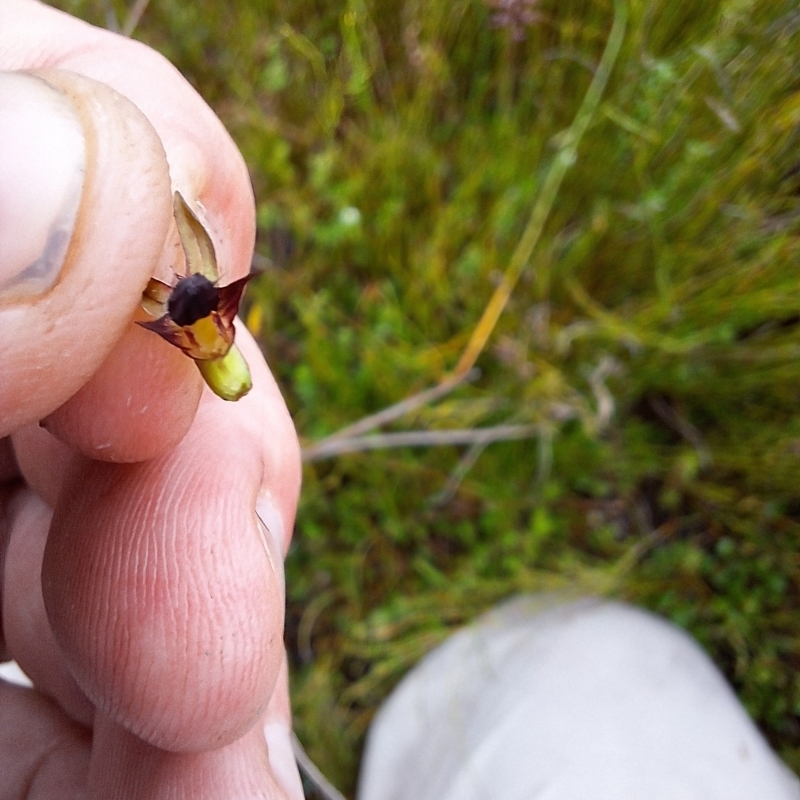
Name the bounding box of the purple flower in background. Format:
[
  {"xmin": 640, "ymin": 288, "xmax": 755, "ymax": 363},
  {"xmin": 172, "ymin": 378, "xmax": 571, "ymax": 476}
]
[{"xmin": 486, "ymin": 0, "xmax": 544, "ymax": 41}]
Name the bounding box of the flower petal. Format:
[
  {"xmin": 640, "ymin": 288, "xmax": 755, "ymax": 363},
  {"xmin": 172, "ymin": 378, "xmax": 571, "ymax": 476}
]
[{"xmin": 217, "ymin": 272, "xmax": 259, "ymax": 326}]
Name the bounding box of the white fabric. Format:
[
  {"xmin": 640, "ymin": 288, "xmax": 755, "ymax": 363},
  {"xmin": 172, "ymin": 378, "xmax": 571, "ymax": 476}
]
[
  {"xmin": 0, "ymin": 660, "xmax": 32, "ymax": 687},
  {"xmin": 358, "ymin": 596, "xmax": 800, "ymax": 800}
]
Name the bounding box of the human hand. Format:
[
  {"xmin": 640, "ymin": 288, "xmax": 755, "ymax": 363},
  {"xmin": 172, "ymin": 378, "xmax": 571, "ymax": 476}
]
[{"xmin": 0, "ymin": 1, "xmax": 303, "ymax": 797}]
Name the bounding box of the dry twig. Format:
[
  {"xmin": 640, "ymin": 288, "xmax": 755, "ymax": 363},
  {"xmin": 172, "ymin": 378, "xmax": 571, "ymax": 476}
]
[
  {"xmin": 121, "ymin": 0, "xmax": 151, "ymax": 36},
  {"xmin": 301, "ymin": 369, "xmax": 480, "ymax": 461},
  {"xmin": 292, "ymin": 734, "xmax": 348, "ymax": 800},
  {"xmin": 303, "ymin": 424, "xmax": 538, "ymax": 462}
]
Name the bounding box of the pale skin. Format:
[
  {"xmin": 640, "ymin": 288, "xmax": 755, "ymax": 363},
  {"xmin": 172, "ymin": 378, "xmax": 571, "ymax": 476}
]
[{"xmin": 0, "ymin": 0, "xmax": 304, "ymax": 797}]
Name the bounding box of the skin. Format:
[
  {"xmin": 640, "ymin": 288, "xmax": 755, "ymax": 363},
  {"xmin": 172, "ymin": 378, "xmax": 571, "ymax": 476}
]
[{"xmin": 0, "ymin": 1, "xmax": 304, "ymax": 797}]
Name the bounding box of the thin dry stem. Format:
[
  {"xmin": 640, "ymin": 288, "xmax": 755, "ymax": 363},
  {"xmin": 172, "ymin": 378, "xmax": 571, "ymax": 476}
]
[
  {"xmin": 121, "ymin": 0, "xmax": 150, "ymax": 36},
  {"xmin": 303, "ymin": 424, "xmax": 538, "ymax": 462},
  {"xmin": 451, "ymin": 0, "xmax": 628, "ymax": 379},
  {"xmin": 292, "ymin": 734, "xmax": 348, "ymax": 800},
  {"xmin": 303, "ymin": 367, "xmax": 479, "ymax": 458}
]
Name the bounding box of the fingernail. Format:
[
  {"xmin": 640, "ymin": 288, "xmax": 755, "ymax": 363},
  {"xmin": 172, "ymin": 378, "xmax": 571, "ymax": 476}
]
[
  {"xmin": 255, "ymin": 493, "xmax": 286, "ymax": 597},
  {"xmin": 0, "ymin": 71, "xmax": 85, "ymax": 300}
]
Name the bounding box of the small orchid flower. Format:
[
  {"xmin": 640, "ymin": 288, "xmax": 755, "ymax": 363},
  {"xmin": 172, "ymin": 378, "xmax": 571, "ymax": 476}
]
[{"xmin": 138, "ymin": 191, "xmax": 257, "ymax": 401}]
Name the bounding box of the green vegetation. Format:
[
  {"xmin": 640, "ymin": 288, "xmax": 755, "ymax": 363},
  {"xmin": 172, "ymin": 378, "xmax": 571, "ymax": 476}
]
[{"xmin": 54, "ymin": 0, "xmax": 800, "ymax": 793}]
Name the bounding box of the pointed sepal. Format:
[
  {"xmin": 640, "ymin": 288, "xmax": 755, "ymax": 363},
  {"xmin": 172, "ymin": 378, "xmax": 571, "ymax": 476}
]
[
  {"xmin": 136, "ymin": 315, "xmax": 198, "ymax": 357},
  {"xmin": 217, "ymin": 272, "xmax": 259, "ymax": 327},
  {"xmin": 141, "ymin": 277, "xmax": 173, "ymax": 317},
  {"xmin": 173, "ymin": 191, "xmax": 218, "ymax": 282}
]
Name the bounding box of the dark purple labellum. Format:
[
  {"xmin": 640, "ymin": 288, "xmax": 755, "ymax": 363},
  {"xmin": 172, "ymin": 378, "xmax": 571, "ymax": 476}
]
[{"xmin": 168, "ymin": 273, "xmax": 220, "ymax": 327}]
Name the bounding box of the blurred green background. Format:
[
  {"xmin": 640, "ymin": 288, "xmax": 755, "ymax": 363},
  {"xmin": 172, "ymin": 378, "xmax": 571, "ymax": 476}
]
[{"xmin": 53, "ymin": 0, "xmax": 800, "ymax": 793}]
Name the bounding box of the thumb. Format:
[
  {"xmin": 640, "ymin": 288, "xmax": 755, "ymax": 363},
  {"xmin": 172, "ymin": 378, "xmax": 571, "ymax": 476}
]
[{"xmin": 0, "ymin": 69, "xmax": 199, "ymax": 450}]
